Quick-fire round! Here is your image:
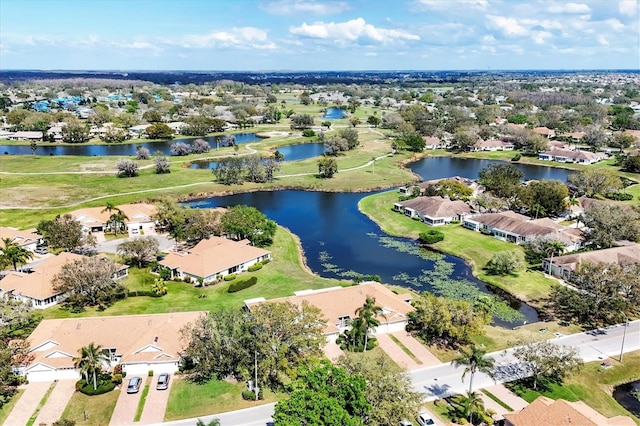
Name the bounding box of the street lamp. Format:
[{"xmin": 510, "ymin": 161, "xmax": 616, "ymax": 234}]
[{"xmin": 619, "ymin": 314, "xmax": 629, "ymax": 362}]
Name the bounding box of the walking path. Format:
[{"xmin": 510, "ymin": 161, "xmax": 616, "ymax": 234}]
[
  {"xmin": 34, "ymin": 379, "xmax": 76, "ymax": 425},
  {"xmin": 3, "ymin": 381, "xmax": 50, "ymax": 426}
]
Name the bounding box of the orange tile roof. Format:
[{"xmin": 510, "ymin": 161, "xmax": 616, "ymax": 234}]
[
  {"xmin": 0, "ymin": 226, "xmax": 41, "ymax": 248},
  {"xmin": 504, "ymin": 396, "xmax": 635, "ymax": 426},
  {"xmin": 69, "ymin": 203, "xmax": 157, "ymax": 227},
  {"xmin": 245, "ymin": 282, "xmax": 414, "ymax": 335},
  {"xmin": 159, "ymin": 236, "xmax": 270, "ymax": 279},
  {"xmin": 26, "ymin": 312, "xmax": 205, "ymax": 371}
]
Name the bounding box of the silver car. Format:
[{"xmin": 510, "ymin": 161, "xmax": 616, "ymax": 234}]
[
  {"xmin": 127, "ymin": 377, "xmax": 142, "ymax": 394},
  {"xmin": 156, "ymin": 373, "xmax": 170, "ymax": 390}
]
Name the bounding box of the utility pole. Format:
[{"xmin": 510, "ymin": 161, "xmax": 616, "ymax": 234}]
[
  {"xmin": 620, "ymin": 315, "xmax": 628, "ymax": 362},
  {"xmin": 254, "ymin": 350, "xmax": 259, "ymax": 401}
]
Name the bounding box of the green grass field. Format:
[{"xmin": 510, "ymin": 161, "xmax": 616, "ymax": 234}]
[{"xmin": 59, "ymin": 388, "xmax": 119, "ymax": 426}]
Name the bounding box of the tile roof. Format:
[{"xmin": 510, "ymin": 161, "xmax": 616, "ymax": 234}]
[
  {"xmin": 504, "ymin": 396, "xmax": 635, "ymax": 426},
  {"xmin": 26, "ymin": 312, "xmax": 205, "ymax": 371},
  {"xmin": 0, "ymin": 226, "xmax": 41, "ymax": 248},
  {"xmin": 398, "ymin": 196, "xmax": 471, "ymax": 219},
  {"xmin": 69, "ymin": 203, "xmax": 157, "ymax": 228},
  {"xmin": 467, "ymin": 212, "xmax": 582, "ymax": 244},
  {"xmin": 245, "ymin": 282, "xmax": 414, "ymax": 335},
  {"xmin": 549, "ymin": 243, "xmax": 640, "ymax": 271},
  {"xmin": 159, "ymin": 236, "xmax": 270, "ymax": 279},
  {"xmin": 541, "ymin": 149, "xmax": 606, "ymax": 161}
]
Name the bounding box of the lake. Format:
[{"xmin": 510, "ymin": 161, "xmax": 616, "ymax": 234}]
[
  {"xmin": 0, "ymin": 133, "xmax": 261, "ymax": 156},
  {"xmin": 189, "ymin": 142, "xmax": 326, "ymax": 169},
  {"xmin": 186, "ymin": 189, "xmax": 539, "ymax": 326},
  {"xmin": 324, "ymin": 107, "xmax": 348, "ymax": 119},
  {"xmin": 409, "ymin": 156, "xmax": 573, "ymax": 182}
]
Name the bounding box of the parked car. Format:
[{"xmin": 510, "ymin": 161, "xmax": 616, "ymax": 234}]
[
  {"xmin": 399, "ymin": 420, "xmax": 413, "ymax": 426},
  {"xmin": 156, "ymin": 373, "xmax": 170, "ymax": 390},
  {"xmin": 34, "ymin": 247, "xmax": 48, "ymax": 255},
  {"xmin": 127, "ymin": 376, "xmax": 142, "ymax": 394},
  {"xmin": 417, "ymin": 412, "xmax": 435, "ymax": 426}
]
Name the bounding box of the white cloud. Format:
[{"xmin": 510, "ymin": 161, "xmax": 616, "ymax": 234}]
[
  {"xmin": 414, "ymin": 0, "xmax": 489, "ymax": 11},
  {"xmin": 604, "ymin": 18, "xmax": 626, "ymax": 31},
  {"xmin": 261, "ymin": 0, "xmax": 350, "ymax": 15},
  {"xmin": 486, "ymin": 15, "xmax": 528, "ymax": 36},
  {"xmin": 110, "ymin": 40, "xmax": 162, "ymax": 52},
  {"xmin": 289, "ymin": 18, "xmax": 420, "ymax": 43},
  {"xmin": 547, "ymin": 2, "xmax": 591, "ymax": 14},
  {"xmin": 532, "ymin": 30, "xmax": 553, "ymax": 45},
  {"xmin": 177, "ymin": 27, "xmax": 271, "ymax": 49},
  {"xmin": 597, "ymin": 35, "xmax": 609, "ymax": 45},
  {"xmin": 364, "ymin": 52, "xmax": 378, "ymax": 56},
  {"xmin": 618, "ymin": 0, "xmax": 638, "ymax": 16}
]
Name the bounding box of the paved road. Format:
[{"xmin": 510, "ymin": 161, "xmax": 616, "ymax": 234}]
[{"xmin": 150, "ymin": 320, "xmax": 640, "ymax": 426}]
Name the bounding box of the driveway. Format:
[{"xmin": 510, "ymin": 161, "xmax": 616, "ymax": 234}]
[
  {"xmin": 139, "ymin": 376, "xmax": 172, "ymax": 424},
  {"xmin": 322, "ymin": 342, "xmax": 345, "ymax": 362},
  {"xmin": 3, "ymin": 381, "xmax": 50, "ymax": 426},
  {"xmin": 377, "ymin": 332, "xmax": 440, "ymax": 371},
  {"xmin": 109, "ymin": 377, "xmax": 148, "ymax": 426},
  {"xmin": 97, "ymin": 234, "xmax": 174, "ymax": 254},
  {"xmin": 34, "ymin": 379, "xmax": 77, "ymax": 425}
]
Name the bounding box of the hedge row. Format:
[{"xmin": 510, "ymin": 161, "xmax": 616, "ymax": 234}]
[
  {"xmin": 228, "ymin": 276, "xmax": 258, "ymax": 293},
  {"xmin": 76, "ymin": 378, "xmax": 116, "ymax": 396}
]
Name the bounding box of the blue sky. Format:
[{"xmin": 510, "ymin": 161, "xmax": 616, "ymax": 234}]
[{"xmin": 1, "ymin": 0, "xmax": 638, "ymax": 71}]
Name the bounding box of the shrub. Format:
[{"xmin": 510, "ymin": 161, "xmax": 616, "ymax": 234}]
[
  {"xmin": 241, "ymin": 389, "xmax": 264, "ymax": 400},
  {"xmin": 302, "ymin": 129, "xmax": 316, "ymax": 137},
  {"xmin": 112, "ymin": 373, "xmax": 123, "ymax": 385},
  {"xmin": 261, "ymin": 258, "xmax": 270, "ymax": 265},
  {"xmin": 148, "ymin": 370, "xmax": 154, "ymax": 377},
  {"xmin": 247, "ymin": 262, "xmax": 263, "ymax": 272},
  {"xmin": 604, "ymin": 192, "xmax": 633, "ymax": 201},
  {"xmin": 450, "ymin": 219, "xmax": 460, "ymax": 224},
  {"xmin": 511, "ymin": 153, "xmax": 522, "ymax": 162},
  {"xmin": 228, "ymin": 276, "xmax": 258, "ymax": 293},
  {"xmin": 419, "ymin": 229, "xmax": 445, "ymax": 244},
  {"xmin": 76, "ymin": 378, "xmax": 116, "ymax": 396},
  {"xmin": 224, "ymin": 274, "xmax": 237, "ymax": 281}
]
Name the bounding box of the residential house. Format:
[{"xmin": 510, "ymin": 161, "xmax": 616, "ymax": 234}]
[
  {"xmin": 422, "ymin": 136, "xmax": 445, "ymax": 150},
  {"xmin": 20, "ymin": 311, "xmax": 205, "ymax": 382},
  {"xmin": 503, "ymin": 396, "xmax": 635, "ymax": 426},
  {"xmin": 159, "ymin": 236, "xmax": 271, "ymax": 284},
  {"xmin": 7, "ymin": 131, "xmax": 43, "ymax": 141},
  {"xmin": 463, "ymin": 211, "xmax": 583, "ymax": 250},
  {"xmin": 0, "ymin": 252, "xmax": 128, "ymax": 309},
  {"xmin": 533, "ymin": 126, "xmax": 555, "ymax": 139},
  {"xmin": 69, "ymin": 203, "xmax": 157, "ymax": 235},
  {"xmin": 538, "ymin": 149, "xmax": 606, "ymax": 164},
  {"xmin": 393, "ymin": 196, "xmax": 471, "ymax": 226},
  {"xmin": 0, "ymin": 226, "xmax": 43, "ymax": 252},
  {"xmin": 244, "ymin": 282, "xmax": 413, "ymax": 343},
  {"xmin": 399, "ymin": 176, "xmax": 483, "ymax": 197},
  {"xmin": 469, "ymin": 139, "xmax": 514, "ymax": 151},
  {"xmin": 543, "ymin": 243, "xmax": 640, "ymax": 281},
  {"xmin": 166, "ymin": 121, "xmax": 187, "ymax": 134}
]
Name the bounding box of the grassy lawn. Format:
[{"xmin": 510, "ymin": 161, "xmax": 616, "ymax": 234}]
[
  {"xmin": 134, "ymin": 383, "xmax": 151, "ymax": 422},
  {"xmin": 507, "ymin": 350, "xmax": 640, "ymax": 424},
  {"xmin": 358, "ymin": 190, "xmax": 556, "ymax": 305},
  {"xmin": 41, "ymin": 226, "xmax": 343, "ymax": 320},
  {"xmin": 0, "ymin": 389, "xmax": 24, "ymax": 425},
  {"xmin": 164, "ymin": 377, "xmax": 284, "ymax": 421},
  {"xmin": 59, "ymin": 388, "xmax": 119, "ymax": 425}
]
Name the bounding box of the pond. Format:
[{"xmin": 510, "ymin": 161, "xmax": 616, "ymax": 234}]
[
  {"xmin": 0, "ymin": 133, "xmax": 262, "ymax": 156},
  {"xmin": 409, "ymin": 156, "xmax": 573, "ymax": 182},
  {"xmin": 189, "ymin": 142, "xmax": 326, "ymax": 169},
  {"xmin": 324, "ymin": 107, "xmax": 348, "ymax": 119},
  {"xmin": 613, "ymin": 380, "xmax": 640, "ymax": 418},
  {"xmin": 186, "ymin": 190, "xmax": 539, "ymax": 327}
]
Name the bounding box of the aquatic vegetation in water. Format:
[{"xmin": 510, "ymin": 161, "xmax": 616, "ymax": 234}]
[{"xmin": 369, "ymin": 233, "xmax": 443, "ymax": 261}]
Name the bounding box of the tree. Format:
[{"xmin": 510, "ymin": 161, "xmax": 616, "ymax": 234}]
[
  {"xmin": 61, "ymin": 118, "xmax": 90, "ymax": 143},
  {"xmin": 622, "ymin": 155, "xmax": 640, "ymax": 173},
  {"xmin": 251, "ymin": 302, "xmax": 325, "ymax": 390},
  {"xmin": 451, "ymin": 345, "xmax": 495, "ymax": 394},
  {"xmin": 324, "ymin": 135, "xmax": 349, "ymax": 156},
  {"xmin": 407, "ymin": 294, "xmax": 490, "ymax": 348},
  {"xmin": 117, "ymin": 236, "xmax": 159, "ymax": 267},
  {"xmin": 354, "ymin": 297, "xmax": 383, "ymax": 352},
  {"xmin": 37, "ymin": 214, "xmax": 93, "ymax": 252},
  {"xmin": 418, "ymin": 229, "xmax": 445, "ymax": 244},
  {"xmin": 170, "ymin": 142, "xmax": 191, "ymax": 156},
  {"xmin": 73, "ymin": 342, "xmax": 110, "ymax": 391},
  {"xmin": 568, "ymin": 169, "xmax": 623, "ymax": 197},
  {"xmin": 263, "ymin": 157, "xmax": 281, "ymax": 182},
  {"xmin": 582, "ymin": 127, "xmax": 610, "ymax": 150},
  {"xmin": 101, "ymin": 127, "xmax": 130, "ymax": 143},
  {"xmin": 210, "ymin": 118, "xmax": 226, "ymax": 132},
  {"xmin": 191, "ymin": 138, "xmax": 211, "ymax": 154},
  {"xmin": 611, "ymin": 132, "xmax": 634, "ymax": 151},
  {"xmin": 290, "ymin": 114, "xmax": 314, "ymax": 130},
  {"xmin": 151, "ymin": 278, "xmax": 168, "ymax": 296},
  {"xmin": 52, "ymin": 256, "xmax": 123, "ymax": 310},
  {"xmin": 478, "ymin": 164, "xmax": 524, "ymax": 199},
  {"xmin": 221, "ymin": 205, "xmax": 276, "ymax": 247},
  {"xmin": 582, "ymin": 203, "xmax": 640, "ymax": 248},
  {"xmin": 402, "ymin": 132, "xmax": 426, "ymax": 152},
  {"xmin": 437, "ymin": 180, "xmax": 474, "ymax": 200},
  {"xmin": 214, "ymin": 157, "xmax": 245, "ymax": 185},
  {"xmin": 522, "ymin": 236, "xmax": 565, "ymax": 265},
  {"xmin": 142, "ymin": 109, "xmax": 162, "ymax": 123},
  {"xmin": 340, "ymin": 128, "xmax": 359, "ymax": 150},
  {"xmin": 367, "ymin": 115, "xmax": 381, "ymax": 127},
  {"xmin": 136, "ymin": 146, "xmax": 151, "ymax": 160},
  {"xmin": 318, "ymin": 156, "xmax": 338, "ymax": 178},
  {"xmin": 349, "ymin": 117, "xmax": 361, "ymax": 127},
  {"xmin": 145, "ymin": 123, "xmax": 174, "ymax": 139},
  {"xmin": 195, "ymin": 419, "xmax": 221, "ymax": 426},
  {"xmin": 273, "ymin": 360, "xmax": 370, "ymax": 426},
  {"xmin": 244, "ymin": 154, "xmax": 266, "ymax": 183},
  {"xmin": 485, "ymin": 250, "xmax": 525, "ymax": 275},
  {"xmin": 338, "ymin": 351, "xmax": 422, "ymax": 426},
  {"xmin": 154, "ymin": 153, "xmax": 171, "ymax": 174},
  {"xmin": 1, "ymin": 238, "xmax": 33, "ymax": 271},
  {"xmin": 518, "ymin": 180, "xmax": 569, "ymax": 217},
  {"xmin": 182, "ymin": 116, "xmax": 213, "ymax": 136},
  {"xmin": 116, "ymin": 159, "xmax": 139, "ymax": 177},
  {"xmin": 102, "ymin": 203, "xmax": 129, "ymax": 235},
  {"xmin": 451, "ymin": 130, "xmax": 477, "ymax": 151},
  {"xmin": 512, "ymin": 340, "xmax": 582, "ymax": 390}
]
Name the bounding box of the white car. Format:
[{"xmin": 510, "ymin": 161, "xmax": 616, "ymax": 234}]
[{"xmin": 417, "ymin": 412, "xmax": 435, "ymax": 426}]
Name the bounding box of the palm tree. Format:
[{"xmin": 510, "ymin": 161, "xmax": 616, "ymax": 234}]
[
  {"xmin": 73, "ymin": 342, "xmax": 110, "ymax": 391},
  {"xmin": 196, "ymin": 418, "xmax": 220, "ymax": 426},
  {"xmin": 451, "ymin": 345, "xmax": 495, "ymax": 394},
  {"xmin": 544, "ymin": 240, "xmax": 566, "ymax": 275},
  {"xmin": 461, "ymin": 391, "xmax": 485, "ymax": 425},
  {"xmin": 355, "ymin": 296, "xmax": 383, "ymax": 352},
  {"xmin": 108, "ymin": 210, "xmax": 129, "ymax": 236},
  {"xmin": 1, "ymin": 238, "xmax": 34, "ymax": 271}
]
